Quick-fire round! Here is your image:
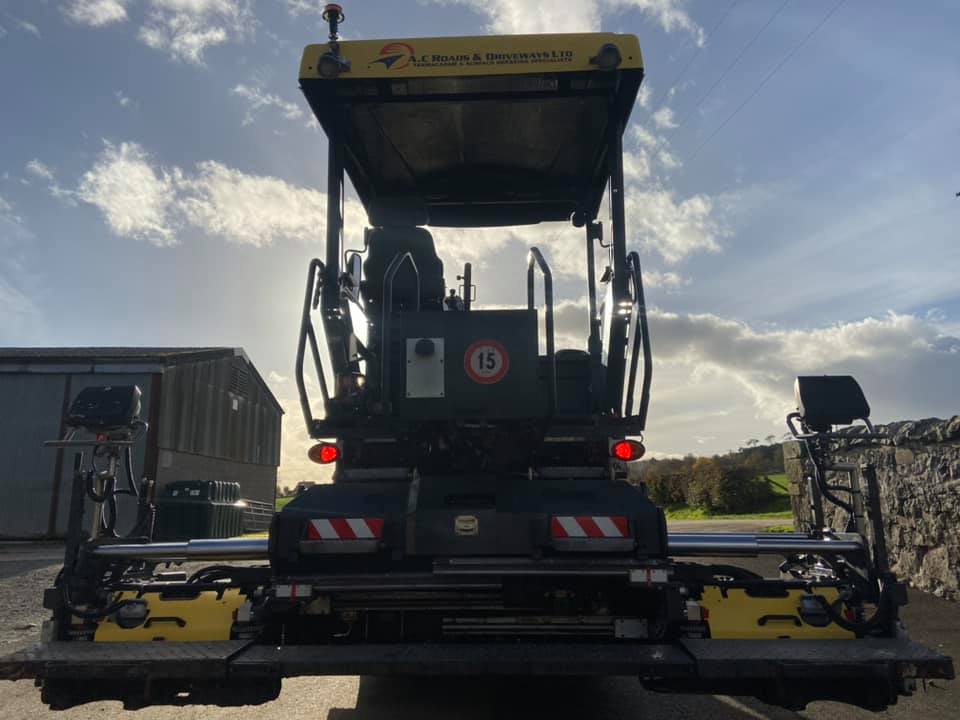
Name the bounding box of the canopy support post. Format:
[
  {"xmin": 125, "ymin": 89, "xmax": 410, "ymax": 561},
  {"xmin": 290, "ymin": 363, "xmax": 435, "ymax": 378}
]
[
  {"xmin": 586, "ymin": 222, "xmax": 601, "ymax": 359},
  {"xmin": 605, "ymin": 116, "xmax": 629, "ymax": 414},
  {"xmin": 322, "ymin": 115, "xmax": 351, "ymax": 381}
]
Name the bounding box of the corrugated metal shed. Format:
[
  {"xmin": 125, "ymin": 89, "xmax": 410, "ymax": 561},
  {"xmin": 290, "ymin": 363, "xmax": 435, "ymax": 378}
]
[{"xmin": 0, "ymin": 347, "xmax": 283, "ymax": 539}]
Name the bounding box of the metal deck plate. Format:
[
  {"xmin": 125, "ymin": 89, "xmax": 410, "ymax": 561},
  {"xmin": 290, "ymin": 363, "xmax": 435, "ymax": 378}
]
[
  {"xmin": 3, "ymin": 638, "xmax": 952, "ymax": 684},
  {"xmin": 0, "ymin": 641, "xmax": 251, "ymax": 680},
  {"xmin": 232, "ymin": 642, "xmax": 695, "ymax": 677},
  {"xmin": 682, "ymin": 639, "xmax": 955, "ymax": 680}
]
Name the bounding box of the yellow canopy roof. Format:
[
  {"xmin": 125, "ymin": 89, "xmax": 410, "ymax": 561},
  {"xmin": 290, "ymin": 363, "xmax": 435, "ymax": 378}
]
[{"xmin": 300, "ymin": 33, "xmax": 644, "ymax": 227}]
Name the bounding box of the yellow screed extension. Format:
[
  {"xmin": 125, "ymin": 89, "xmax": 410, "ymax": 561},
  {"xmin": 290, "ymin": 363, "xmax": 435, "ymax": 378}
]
[
  {"xmin": 701, "ymin": 587, "xmax": 855, "ymax": 640},
  {"xmin": 94, "ymin": 589, "xmax": 246, "ymax": 642}
]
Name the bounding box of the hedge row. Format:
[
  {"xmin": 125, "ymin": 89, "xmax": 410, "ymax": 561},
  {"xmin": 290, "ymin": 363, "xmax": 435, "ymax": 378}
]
[{"xmin": 642, "ymin": 457, "xmax": 775, "ymax": 513}]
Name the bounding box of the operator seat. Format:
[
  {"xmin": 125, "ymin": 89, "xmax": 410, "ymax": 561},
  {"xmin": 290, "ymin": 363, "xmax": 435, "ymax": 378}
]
[{"xmin": 362, "ymin": 226, "xmax": 445, "ymax": 313}]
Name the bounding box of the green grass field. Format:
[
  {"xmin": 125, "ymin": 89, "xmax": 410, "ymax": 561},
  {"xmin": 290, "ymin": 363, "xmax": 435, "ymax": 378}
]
[
  {"xmin": 768, "ymin": 473, "xmax": 790, "ymax": 496},
  {"xmin": 276, "ymin": 495, "xmax": 295, "ymax": 511},
  {"xmin": 663, "ymin": 473, "xmax": 794, "ymax": 522}
]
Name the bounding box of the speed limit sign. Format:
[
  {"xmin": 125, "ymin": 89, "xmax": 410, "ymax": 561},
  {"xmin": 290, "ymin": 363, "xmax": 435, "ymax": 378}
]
[{"xmin": 464, "ymin": 339, "xmax": 510, "ymax": 384}]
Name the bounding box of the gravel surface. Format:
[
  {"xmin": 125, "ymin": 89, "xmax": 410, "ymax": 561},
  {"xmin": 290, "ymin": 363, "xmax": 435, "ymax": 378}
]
[
  {"xmin": 0, "ymin": 544, "xmax": 61, "ymax": 652},
  {"xmin": 0, "ymin": 529, "xmax": 956, "ymax": 720}
]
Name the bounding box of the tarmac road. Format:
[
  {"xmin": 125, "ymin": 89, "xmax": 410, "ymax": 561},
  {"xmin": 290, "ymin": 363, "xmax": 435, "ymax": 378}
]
[{"xmin": 1, "ymin": 523, "xmax": 956, "ymax": 720}]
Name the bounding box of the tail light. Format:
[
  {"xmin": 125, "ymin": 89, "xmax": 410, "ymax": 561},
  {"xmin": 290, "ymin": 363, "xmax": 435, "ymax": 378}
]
[
  {"xmin": 308, "ymin": 443, "xmax": 339, "ymax": 464},
  {"xmin": 611, "ymin": 439, "xmax": 645, "ymax": 461}
]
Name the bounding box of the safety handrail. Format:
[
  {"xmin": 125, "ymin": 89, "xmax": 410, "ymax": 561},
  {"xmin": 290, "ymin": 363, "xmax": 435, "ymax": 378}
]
[
  {"xmin": 527, "ymin": 247, "xmax": 557, "ymax": 417},
  {"xmin": 624, "ymin": 251, "xmax": 652, "ymax": 429},
  {"xmin": 295, "ymin": 258, "xmax": 331, "ymax": 434},
  {"xmin": 380, "ymin": 251, "xmax": 420, "ymax": 413}
]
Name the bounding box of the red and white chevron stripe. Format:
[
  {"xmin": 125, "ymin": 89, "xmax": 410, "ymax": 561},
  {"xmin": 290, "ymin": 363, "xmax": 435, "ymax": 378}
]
[
  {"xmin": 551, "ymin": 515, "xmax": 629, "ymax": 539},
  {"xmin": 307, "ymin": 517, "xmax": 384, "ymax": 540}
]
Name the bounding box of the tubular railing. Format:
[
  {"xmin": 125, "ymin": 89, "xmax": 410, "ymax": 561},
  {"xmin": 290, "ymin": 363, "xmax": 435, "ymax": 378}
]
[
  {"xmin": 295, "ymin": 258, "xmax": 330, "ymax": 435},
  {"xmin": 527, "ymin": 247, "xmax": 557, "ymax": 417},
  {"xmin": 380, "ymin": 252, "xmax": 420, "ymax": 413},
  {"xmin": 241, "ymin": 498, "xmax": 275, "ymax": 533},
  {"xmin": 624, "ymin": 251, "xmax": 652, "ymax": 429}
]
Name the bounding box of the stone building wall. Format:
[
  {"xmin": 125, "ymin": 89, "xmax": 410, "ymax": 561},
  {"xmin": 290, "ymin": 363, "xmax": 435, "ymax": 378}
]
[{"xmin": 784, "ymin": 417, "xmax": 960, "ymax": 600}]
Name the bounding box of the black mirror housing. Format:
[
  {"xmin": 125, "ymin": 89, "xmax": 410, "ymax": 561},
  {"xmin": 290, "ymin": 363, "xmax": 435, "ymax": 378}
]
[
  {"xmin": 794, "ymin": 375, "xmax": 870, "ymax": 432},
  {"xmin": 66, "ymin": 385, "xmax": 142, "ymax": 431}
]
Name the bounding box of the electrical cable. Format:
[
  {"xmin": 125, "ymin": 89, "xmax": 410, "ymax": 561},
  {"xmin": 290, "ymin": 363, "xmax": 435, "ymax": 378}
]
[
  {"xmin": 684, "ymin": 0, "xmax": 848, "ymax": 165},
  {"xmin": 673, "ymin": 0, "xmax": 791, "ymax": 131},
  {"xmin": 645, "ymin": 0, "xmax": 739, "ymax": 113}
]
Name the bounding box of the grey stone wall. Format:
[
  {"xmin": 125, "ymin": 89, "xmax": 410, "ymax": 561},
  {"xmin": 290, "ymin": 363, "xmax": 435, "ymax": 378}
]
[{"xmin": 785, "ymin": 417, "xmax": 960, "ymax": 600}]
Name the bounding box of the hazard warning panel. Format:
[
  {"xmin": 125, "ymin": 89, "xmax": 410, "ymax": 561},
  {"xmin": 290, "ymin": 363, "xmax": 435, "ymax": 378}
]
[{"xmin": 464, "ymin": 339, "xmax": 510, "ymax": 384}]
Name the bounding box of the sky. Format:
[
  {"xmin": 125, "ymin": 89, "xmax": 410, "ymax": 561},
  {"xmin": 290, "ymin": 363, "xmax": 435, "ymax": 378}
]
[{"xmin": 1, "ymin": 0, "xmax": 958, "ymax": 488}]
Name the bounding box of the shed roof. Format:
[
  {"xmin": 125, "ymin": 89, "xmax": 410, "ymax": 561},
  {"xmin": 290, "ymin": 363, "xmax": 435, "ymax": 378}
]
[
  {"xmin": 0, "ymin": 347, "xmax": 283, "ymax": 414},
  {"xmin": 0, "ymin": 347, "xmax": 237, "ymax": 363}
]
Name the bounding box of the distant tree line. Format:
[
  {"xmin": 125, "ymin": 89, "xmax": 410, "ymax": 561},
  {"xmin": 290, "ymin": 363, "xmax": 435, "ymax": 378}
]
[{"xmin": 636, "ymin": 438, "xmax": 786, "ymax": 514}]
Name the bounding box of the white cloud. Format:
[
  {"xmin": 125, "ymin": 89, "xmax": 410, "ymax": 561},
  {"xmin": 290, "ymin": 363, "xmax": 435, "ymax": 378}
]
[
  {"xmin": 285, "ymin": 0, "xmax": 322, "ymax": 15},
  {"xmin": 649, "ymin": 311, "xmax": 960, "ymax": 425},
  {"xmin": 68, "ymin": 140, "xmax": 368, "ymax": 249},
  {"xmin": 25, "ymin": 159, "xmax": 55, "ymax": 182},
  {"xmin": 623, "ymin": 150, "xmax": 652, "ymax": 182},
  {"xmin": 63, "ymin": 0, "xmax": 131, "ymax": 26},
  {"xmin": 550, "ymin": 295, "xmax": 959, "ymax": 453},
  {"xmin": 76, "ymin": 141, "xmax": 180, "ymax": 245},
  {"xmin": 139, "ymin": 0, "xmax": 254, "ymax": 64},
  {"xmin": 651, "ymin": 105, "xmax": 677, "ymax": 130},
  {"xmin": 179, "ymin": 160, "xmax": 330, "ymax": 246},
  {"xmin": 643, "ymin": 269, "xmax": 688, "ymax": 289},
  {"xmin": 636, "ymin": 83, "xmax": 652, "ymax": 109},
  {"xmin": 115, "ymin": 90, "xmax": 134, "ymax": 108},
  {"xmin": 606, "ymin": 0, "xmax": 705, "ymax": 46},
  {"xmin": 428, "ymin": 0, "xmax": 702, "ymax": 42},
  {"xmin": 630, "ymin": 124, "xmax": 681, "ymax": 174},
  {"xmin": 64, "ymin": 0, "xmax": 253, "ymax": 63},
  {"xmin": 5, "ymin": 13, "xmax": 41, "ymax": 37},
  {"xmin": 626, "ymin": 188, "xmax": 725, "ymax": 263},
  {"xmin": 21, "ymin": 20, "xmax": 41, "ymax": 37},
  {"xmin": 232, "ymin": 83, "xmax": 304, "ymax": 126},
  {"xmin": 0, "ymin": 194, "xmax": 15, "ymax": 221},
  {"xmin": 432, "ymin": 0, "xmax": 599, "ymax": 34}
]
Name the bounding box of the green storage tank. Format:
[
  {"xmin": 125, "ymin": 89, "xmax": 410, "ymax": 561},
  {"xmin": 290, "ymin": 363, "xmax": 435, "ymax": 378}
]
[{"xmin": 154, "ymin": 480, "xmax": 245, "ymax": 541}]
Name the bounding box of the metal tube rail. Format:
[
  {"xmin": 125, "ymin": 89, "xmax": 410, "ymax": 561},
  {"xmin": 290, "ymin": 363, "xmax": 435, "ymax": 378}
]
[
  {"xmin": 526, "ymin": 247, "xmax": 557, "ymax": 417},
  {"xmin": 380, "ymin": 251, "xmax": 420, "ymax": 413},
  {"xmin": 460, "ymin": 262, "xmax": 473, "ymax": 311},
  {"xmin": 90, "ymin": 533, "xmax": 864, "ymax": 562},
  {"xmin": 91, "ymin": 538, "xmax": 271, "ymax": 561},
  {"xmin": 295, "ymin": 258, "xmax": 330, "ymax": 435},
  {"xmin": 666, "ymin": 533, "xmax": 863, "ymax": 557},
  {"xmin": 623, "ymin": 251, "xmax": 652, "ymax": 428}
]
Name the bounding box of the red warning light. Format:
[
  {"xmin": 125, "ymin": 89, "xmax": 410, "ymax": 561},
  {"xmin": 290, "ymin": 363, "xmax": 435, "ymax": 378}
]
[
  {"xmin": 308, "ymin": 443, "xmax": 340, "ymax": 464},
  {"xmin": 611, "ymin": 440, "xmax": 645, "ymax": 462}
]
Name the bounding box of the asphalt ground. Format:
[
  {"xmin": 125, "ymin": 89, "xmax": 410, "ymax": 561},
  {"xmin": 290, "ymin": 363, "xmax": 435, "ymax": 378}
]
[{"xmin": 0, "ymin": 522, "xmax": 956, "ymax": 720}]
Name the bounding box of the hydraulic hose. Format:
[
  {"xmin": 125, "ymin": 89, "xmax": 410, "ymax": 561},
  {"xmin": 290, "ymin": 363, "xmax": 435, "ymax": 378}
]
[
  {"xmin": 802, "ymin": 437, "xmax": 855, "ymax": 516},
  {"xmin": 810, "ymin": 582, "xmax": 892, "ymax": 635},
  {"xmin": 59, "ymin": 580, "xmax": 133, "ymax": 620}
]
